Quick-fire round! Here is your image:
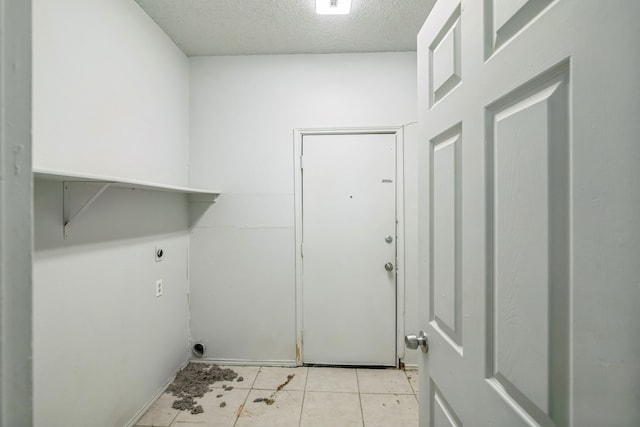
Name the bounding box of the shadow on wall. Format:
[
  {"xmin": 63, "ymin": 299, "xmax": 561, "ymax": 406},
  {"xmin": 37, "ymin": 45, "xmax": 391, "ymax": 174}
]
[{"xmin": 34, "ymin": 180, "xmax": 191, "ymax": 252}]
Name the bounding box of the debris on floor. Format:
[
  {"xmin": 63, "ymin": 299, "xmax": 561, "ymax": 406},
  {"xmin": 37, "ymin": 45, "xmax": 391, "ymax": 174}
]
[
  {"xmin": 166, "ymin": 363, "xmax": 240, "ymax": 414},
  {"xmin": 277, "ymin": 374, "xmax": 295, "ymax": 391},
  {"xmin": 171, "ymin": 395, "xmax": 196, "ymax": 411},
  {"xmin": 253, "ymin": 373, "xmax": 295, "ymax": 406},
  {"xmin": 253, "ymin": 397, "xmax": 275, "ymax": 405}
]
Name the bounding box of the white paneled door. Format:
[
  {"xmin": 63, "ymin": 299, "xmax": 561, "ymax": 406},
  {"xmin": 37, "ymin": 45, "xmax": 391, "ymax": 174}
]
[
  {"xmin": 302, "ymin": 133, "xmax": 396, "ymax": 366},
  {"xmin": 415, "ymin": 0, "xmax": 640, "ymax": 426}
]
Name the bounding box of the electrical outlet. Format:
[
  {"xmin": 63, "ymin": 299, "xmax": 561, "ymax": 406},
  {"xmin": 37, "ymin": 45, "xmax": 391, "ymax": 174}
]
[
  {"xmin": 155, "ymin": 279, "xmax": 163, "ymax": 297},
  {"xmin": 155, "ymin": 246, "xmax": 164, "ymax": 262}
]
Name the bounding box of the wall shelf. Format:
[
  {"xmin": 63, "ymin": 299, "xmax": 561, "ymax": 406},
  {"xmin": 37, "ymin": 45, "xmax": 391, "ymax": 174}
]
[{"xmin": 34, "ymin": 168, "xmax": 220, "ymax": 239}]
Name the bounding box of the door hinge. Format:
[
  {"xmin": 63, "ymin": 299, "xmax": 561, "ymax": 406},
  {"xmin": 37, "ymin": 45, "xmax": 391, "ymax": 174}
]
[
  {"xmin": 301, "ymin": 242, "xmax": 304, "ymax": 258},
  {"xmin": 301, "ymin": 330, "xmax": 304, "ymax": 344},
  {"xmin": 300, "ymin": 155, "xmax": 304, "ymax": 170}
]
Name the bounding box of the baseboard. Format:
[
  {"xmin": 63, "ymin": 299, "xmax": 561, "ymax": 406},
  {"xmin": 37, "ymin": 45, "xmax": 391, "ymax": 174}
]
[
  {"xmin": 403, "ymin": 363, "xmax": 419, "ymax": 371},
  {"xmin": 190, "ymin": 358, "xmax": 298, "ymax": 367},
  {"xmin": 124, "ymin": 358, "xmax": 190, "ymax": 427}
]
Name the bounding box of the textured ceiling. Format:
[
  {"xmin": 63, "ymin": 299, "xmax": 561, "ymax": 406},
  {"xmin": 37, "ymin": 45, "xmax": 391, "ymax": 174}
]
[{"xmin": 134, "ymin": 0, "xmax": 436, "ymax": 56}]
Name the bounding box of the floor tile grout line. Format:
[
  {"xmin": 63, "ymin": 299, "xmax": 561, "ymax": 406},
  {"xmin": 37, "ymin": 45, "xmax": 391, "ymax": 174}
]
[
  {"xmin": 298, "ymin": 367, "xmax": 310, "ymax": 427},
  {"xmin": 360, "ymin": 392, "xmax": 416, "ymax": 395},
  {"xmin": 247, "ymin": 366, "xmax": 261, "ymax": 389},
  {"xmin": 167, "ymin": 406, "xmax": 179, "ymax": 427},
  {"xmin": 232, "ymin": 366, "xmax": 261, "ymax": 427},
  {"xmin": 356, "ymin": 369, "xmax": 365, "ymax": 427},
  {"xmin": 405, "ymin": 370, "xmax": 418, "ymax": 395}
]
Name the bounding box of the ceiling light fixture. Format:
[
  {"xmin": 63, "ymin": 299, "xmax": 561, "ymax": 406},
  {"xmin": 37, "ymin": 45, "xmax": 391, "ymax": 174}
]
[{"xmin": 316, "ymin": 0, "xmax": 352, "ymax": 15}]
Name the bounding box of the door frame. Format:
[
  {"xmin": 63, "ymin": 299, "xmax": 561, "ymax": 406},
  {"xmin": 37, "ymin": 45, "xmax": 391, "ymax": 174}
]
[
  {"xmin": 293, "ymin": 126, "xmax": 406, "ymax": 367},
  {"xmin": 1, "ymin": 0, "xmax": 33, "ymax": 424}
]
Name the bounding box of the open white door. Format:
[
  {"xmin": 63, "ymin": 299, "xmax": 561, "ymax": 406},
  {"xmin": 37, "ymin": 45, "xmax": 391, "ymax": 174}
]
[{"xmin": 409, "ymin": 0, "xmax": 640, "ymax": 426}]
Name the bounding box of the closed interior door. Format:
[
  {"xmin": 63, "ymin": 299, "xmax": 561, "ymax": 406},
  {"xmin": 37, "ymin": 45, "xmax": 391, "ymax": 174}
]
[
  {"xmin": 416, "ymin": 0, "xmax": 640, "ymax": 426},
  {"xmin": 302, "ymin": 133, "xmax": 396, "ymax": 366}
]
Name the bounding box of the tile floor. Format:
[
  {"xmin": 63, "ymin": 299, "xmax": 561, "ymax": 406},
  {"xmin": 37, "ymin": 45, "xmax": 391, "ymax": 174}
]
[{"xmin": 135, "ymin": 366, "xmax": 419, "ymax": 427}]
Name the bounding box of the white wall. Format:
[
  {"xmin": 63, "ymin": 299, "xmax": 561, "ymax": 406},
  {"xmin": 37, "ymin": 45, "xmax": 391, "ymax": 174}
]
[
  {"xmin": 189, "ymin": 53, "xmax": 417, "ymax": 364},
  {"xmin": 32, "ymin": 1, "xmax": 192, "ymax": 426},
  {"xmin": 33, "ymin": 0, "xmax": 190, "ymax": 186},
  {"xmin": 33, "ymin": 183, "xmax": 190, "ymax": 427}
]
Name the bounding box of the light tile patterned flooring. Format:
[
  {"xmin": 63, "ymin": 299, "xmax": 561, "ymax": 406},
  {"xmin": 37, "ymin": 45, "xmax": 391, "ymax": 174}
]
[{"xmin": 135, "ymin": 366, "xmax": 419, "ymax": 427}]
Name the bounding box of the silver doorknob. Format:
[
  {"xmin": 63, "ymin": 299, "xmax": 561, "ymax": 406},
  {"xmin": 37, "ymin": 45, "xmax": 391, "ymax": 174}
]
[
  {"xmin": 405, "ymin": 330, "xmax": 429, "ymax": 353},
  {"xmin": 385, "ymin": 262, "xmax": 394, "ymax": 272}
]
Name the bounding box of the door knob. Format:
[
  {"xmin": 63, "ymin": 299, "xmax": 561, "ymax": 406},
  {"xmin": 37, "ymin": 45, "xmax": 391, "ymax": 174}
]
[
  {"xmin": 385, "ymin": 262, "xmax": 394, "ymax": 272},
  {"xmin": 405, "ymin": 330, "xmax": 429, "ymax": 353}
]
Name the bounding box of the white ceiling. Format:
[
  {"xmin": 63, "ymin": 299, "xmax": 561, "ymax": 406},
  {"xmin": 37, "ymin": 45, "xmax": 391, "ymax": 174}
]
[{"xmin": 134, "ymin": 0, "xmax": 436, "ymax": 56}]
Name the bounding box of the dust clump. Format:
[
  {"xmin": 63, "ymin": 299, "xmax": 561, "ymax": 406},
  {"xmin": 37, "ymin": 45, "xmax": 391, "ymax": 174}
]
[
  {"xmin": 220, "ymin": 401, "xmax": 227, "ymax": 408},
  {"xmin": 237, "ymin": 376, "xmax": 244, "ymax": 382},
  {"xmin": 172, "ymin": 396, "xmax": 196, "ymax": 411},
  {"xmin": 166, "ymin": 363, "xmax": 239, "ymax": 414}
]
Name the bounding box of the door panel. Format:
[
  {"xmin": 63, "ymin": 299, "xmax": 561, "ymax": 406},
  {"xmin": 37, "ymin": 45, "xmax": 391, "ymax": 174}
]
[
  {"xmin": 431, "ymin": 381, "xmax": 462, "ymax": 427},
  {"xmin": 485, "ymin": 0, "xmax": 553, "ymax": 58},
  {"xmin": 416, "ymin": 0, "xmax": 640, "ymax": 426},
  {"xmin": 302, "ymin": 133, "xmax": 396, "ymax": 366},
  {"xmin": 429, "ymin": 5, "xmax": 461, "ymax": 107},
  {"xmin": 430, "ymin": 126, "xmax": 462, "ymax": 348},
  {"xmin": 486, "ymin": 64, "xmax": 570, "ymax": 425}
]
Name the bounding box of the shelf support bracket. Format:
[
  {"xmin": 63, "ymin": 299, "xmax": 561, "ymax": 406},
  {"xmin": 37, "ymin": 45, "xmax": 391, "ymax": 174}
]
[{"xmin": 63, "ymin": 181, "xmax": 112, "ymax": 239}]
